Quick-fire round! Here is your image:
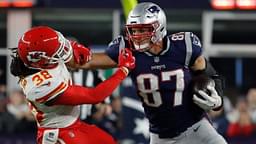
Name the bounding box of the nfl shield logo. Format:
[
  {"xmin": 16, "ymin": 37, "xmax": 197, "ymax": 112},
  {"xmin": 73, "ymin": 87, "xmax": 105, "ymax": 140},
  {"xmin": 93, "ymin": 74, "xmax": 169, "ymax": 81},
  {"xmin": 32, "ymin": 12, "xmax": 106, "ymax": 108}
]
[{"xmin": 154, "ymin": 57, "xmax": 160, "ymax": 63}]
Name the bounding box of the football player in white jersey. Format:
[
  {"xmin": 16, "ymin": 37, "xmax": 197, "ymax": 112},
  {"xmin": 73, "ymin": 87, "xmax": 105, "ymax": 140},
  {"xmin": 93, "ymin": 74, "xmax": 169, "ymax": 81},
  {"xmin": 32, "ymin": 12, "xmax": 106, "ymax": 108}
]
[{"xmin": 10, "ymin": 26, "xmax": 135, "ymax": 144}]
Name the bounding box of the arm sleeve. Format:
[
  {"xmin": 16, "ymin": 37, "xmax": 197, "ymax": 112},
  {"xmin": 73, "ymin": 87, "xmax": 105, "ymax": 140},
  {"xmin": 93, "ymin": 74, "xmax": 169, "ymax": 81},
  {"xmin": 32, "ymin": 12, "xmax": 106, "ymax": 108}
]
[
  {"xmin": 48, "ymin": 68, "xmax": 127, "ymax": 105},
  {"xmin": 189, "ymin": 32, "xmax": 203, "ymax": 66}
]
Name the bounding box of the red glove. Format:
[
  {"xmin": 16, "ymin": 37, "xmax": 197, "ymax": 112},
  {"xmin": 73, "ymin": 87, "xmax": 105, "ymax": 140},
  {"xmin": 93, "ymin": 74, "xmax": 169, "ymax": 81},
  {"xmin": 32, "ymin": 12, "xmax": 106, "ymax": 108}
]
[
  {"xmin": 70, "ymin": 40, "xmax": 92, "ymax": 65},
  {"xmin": 118, "ymin": 48, "xmax": 135, "ymax": 75}
]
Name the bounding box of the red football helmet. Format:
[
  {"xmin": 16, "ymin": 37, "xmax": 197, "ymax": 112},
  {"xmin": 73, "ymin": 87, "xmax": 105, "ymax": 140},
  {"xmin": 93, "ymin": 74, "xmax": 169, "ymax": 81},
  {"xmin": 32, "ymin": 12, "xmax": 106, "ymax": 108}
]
[{"xmin": 18, "ymin": 26, "xmax": 72, "ymax": 69}]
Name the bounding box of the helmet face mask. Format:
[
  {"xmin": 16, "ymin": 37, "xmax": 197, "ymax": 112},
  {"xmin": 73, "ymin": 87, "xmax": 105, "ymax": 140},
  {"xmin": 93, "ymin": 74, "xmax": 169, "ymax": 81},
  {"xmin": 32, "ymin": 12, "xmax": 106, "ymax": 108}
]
[
  {"xmin": 126, "ymin": 24, "xmax": 154, "ymax": 52},
  {"xmin": 126, "ymin": 2, "xmax": 167, "ymax": 52},
  {"xmin": 54, "ymin": 32, "xmax": 73, "ymax": 63},
  {"xmin": 18, "ymin": 26, "xmax": 72, "ymax": 69}
]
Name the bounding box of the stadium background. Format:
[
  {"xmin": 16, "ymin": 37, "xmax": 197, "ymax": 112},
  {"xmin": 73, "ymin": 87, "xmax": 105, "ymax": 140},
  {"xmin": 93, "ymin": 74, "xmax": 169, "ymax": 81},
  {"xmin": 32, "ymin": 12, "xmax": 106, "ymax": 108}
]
[{"xmin": 0, "ymin": 0, "xmax": 256, "ymax": 143}]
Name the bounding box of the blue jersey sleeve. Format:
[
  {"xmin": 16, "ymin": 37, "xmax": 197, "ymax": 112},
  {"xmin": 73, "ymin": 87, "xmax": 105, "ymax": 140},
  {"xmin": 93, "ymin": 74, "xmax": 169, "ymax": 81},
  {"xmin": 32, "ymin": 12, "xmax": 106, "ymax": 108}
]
[
  {"xmin": 189, "ymin": 32, "xmax": 203, "ymax": 66},
  {"xmin": 105, "ymin": 36, "xmax": 126, "ymax": 63}
]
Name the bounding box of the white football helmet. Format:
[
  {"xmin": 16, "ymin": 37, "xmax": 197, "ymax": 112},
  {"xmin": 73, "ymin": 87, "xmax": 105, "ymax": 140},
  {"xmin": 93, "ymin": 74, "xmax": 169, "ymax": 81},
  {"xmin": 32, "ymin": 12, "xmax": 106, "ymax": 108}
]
[{"xmin": 126, "ymin": 2, "xmax": 167, "ymax": 51}]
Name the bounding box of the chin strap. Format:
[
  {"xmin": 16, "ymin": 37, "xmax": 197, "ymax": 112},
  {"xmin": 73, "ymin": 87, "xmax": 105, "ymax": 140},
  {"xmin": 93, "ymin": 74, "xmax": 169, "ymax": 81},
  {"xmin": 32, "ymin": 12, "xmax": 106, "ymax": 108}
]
[{"xmin": 133, "ymin": 42, "xmax": 150, "ymax": 52}]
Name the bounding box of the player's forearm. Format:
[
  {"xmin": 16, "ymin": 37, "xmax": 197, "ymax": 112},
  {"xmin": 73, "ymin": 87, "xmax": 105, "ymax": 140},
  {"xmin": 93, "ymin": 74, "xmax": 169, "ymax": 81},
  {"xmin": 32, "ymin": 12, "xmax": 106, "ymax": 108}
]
[
  {"xmin": 66, "ymin": 53, "xmax": 117, "ymax": 70},
  {"xmin": 66, "ymin": 57, "xmax": 91, "ymax": 70},
  {"xmin": 88, "ymin": 67, "xmax": 128, "ymax": 103},
  {"xmin": 50, "ymin": 68, "xmax": 127, "ymax": 105},
  {"xmin": 85, "ymin": 53, "xmax": 117, "ymax": 69}
]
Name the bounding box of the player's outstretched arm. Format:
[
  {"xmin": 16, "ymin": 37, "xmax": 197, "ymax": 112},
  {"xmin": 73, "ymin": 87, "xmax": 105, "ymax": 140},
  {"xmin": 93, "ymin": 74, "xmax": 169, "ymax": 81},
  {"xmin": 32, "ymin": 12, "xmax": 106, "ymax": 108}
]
[
  {"xmin": 47, "ymin": 48, "xmax": 135, "ymax": 106},
  {"xmin": 66, "ymin": 41, "xmax": 117, "ymax": 70},
  {"xmin": 67, "ymin": 52, "xmax": 117, "ymax": 70}
]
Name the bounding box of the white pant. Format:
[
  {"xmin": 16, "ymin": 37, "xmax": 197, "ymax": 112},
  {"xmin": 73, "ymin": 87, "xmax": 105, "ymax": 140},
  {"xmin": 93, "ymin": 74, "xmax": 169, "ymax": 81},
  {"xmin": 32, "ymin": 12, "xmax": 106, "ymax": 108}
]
[{"xmin": 150, "ymin": 118, "xmax": 227, "ymax": 144}]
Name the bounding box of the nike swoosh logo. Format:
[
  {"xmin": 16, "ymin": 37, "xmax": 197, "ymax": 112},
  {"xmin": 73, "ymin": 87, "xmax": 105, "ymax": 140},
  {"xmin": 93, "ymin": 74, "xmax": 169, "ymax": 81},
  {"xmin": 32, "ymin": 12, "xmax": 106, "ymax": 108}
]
[
  {"xmin": 41, "ymin": 81, "xmax": 51, "ymax": 86},
  {"xmin": 193, "ymin": 125, "xmax": 201, "ymax": 132}
]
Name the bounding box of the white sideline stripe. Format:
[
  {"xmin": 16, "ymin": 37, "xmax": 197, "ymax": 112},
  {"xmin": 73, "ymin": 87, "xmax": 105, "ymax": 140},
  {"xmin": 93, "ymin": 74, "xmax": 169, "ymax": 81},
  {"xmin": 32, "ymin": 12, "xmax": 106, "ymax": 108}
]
[{"xmin": 122, "ymin": 97, "xmax": 144, "ymax": 113}]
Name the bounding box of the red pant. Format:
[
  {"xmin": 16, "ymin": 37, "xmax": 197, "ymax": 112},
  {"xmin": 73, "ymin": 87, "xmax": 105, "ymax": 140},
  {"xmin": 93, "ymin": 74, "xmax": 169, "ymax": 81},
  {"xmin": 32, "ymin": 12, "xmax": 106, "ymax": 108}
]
[{"xmin": 37, "ymin": 119, "xmax": 116, "ymax": 144}]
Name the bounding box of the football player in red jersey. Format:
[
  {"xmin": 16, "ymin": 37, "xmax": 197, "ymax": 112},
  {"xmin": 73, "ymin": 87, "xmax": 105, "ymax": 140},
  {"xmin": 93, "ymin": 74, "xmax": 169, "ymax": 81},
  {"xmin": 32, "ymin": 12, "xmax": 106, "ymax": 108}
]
[{"xmin": 10, "ymin": 26, "xmax": 135, "ymax": 144}]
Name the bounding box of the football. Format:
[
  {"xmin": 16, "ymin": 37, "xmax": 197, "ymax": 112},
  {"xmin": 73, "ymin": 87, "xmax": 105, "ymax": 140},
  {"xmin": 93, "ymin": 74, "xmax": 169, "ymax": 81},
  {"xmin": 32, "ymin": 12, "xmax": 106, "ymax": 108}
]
[{"xmin": 191, "ymin": 75, "xmax": 215, "ymax": 97}]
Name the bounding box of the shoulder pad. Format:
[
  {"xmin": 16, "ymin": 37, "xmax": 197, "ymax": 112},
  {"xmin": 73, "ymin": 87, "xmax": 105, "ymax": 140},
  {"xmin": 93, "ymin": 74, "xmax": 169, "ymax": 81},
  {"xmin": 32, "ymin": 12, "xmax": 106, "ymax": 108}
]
[
  {"xmin": 25, "ymin": 64, "xmax": 70, "ymax": 103},
  {"xmin": 168, "ymin": 32, "xmax": 202, "ymax": 48},
  {"xmin": 190, "ymin": 32, "xmax": 202, "ymax": 48},
  {"xmin": 108, "ymin": 35, "xmax": 125, "ymax": 47}
]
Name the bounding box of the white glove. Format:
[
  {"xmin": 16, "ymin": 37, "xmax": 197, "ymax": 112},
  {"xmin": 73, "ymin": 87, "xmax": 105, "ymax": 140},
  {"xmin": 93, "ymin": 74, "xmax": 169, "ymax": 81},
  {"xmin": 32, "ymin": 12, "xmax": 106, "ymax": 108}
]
[{"xmin": 193, "ymin": 85, "xmax": 222, "ymax": 111}]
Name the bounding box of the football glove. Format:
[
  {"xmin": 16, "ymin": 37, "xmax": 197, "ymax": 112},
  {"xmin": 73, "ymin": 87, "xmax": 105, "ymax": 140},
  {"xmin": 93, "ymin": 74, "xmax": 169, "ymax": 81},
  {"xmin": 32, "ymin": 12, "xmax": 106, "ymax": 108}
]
[
  {"xmin": 70, "ymin": 40, "xmax": 92, "ymax": 65},
  {"xmin": 193, "ymin": 84, "xmax": 222, "ymax": 111},
  {"xmin": 118, "ymin": 48, "xmax": 135, "ymax": 75}
]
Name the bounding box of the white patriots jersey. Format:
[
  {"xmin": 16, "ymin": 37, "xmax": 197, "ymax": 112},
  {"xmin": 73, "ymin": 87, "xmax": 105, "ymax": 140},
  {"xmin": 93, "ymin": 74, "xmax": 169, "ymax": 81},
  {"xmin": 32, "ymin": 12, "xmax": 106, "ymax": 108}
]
[{"xmin": 20, "ymin": 62, "xmax": 80, "ymax": 128}]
